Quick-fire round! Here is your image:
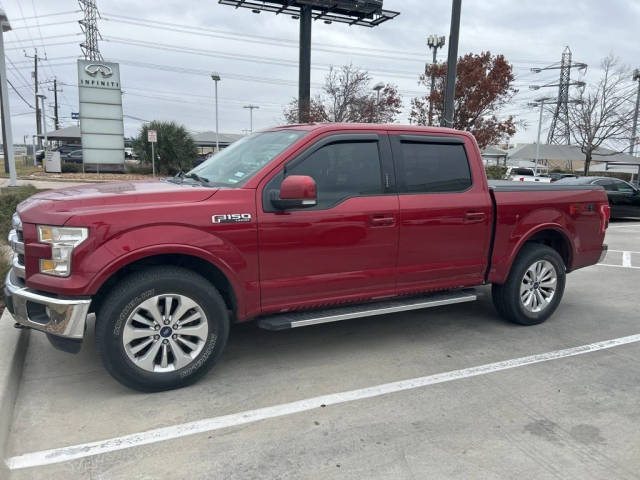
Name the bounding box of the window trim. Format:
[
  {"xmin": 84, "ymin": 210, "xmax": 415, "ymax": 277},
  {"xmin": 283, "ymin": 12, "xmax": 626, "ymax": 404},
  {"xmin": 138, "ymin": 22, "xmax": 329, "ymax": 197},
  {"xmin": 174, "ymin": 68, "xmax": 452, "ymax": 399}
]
[
  {"xmin": 261, "ymin": 133, "xmax": 393, "ymax": 213},
  {"xmin": 390, "ymin": 135, "xmax": 474, "ymax": 195}
]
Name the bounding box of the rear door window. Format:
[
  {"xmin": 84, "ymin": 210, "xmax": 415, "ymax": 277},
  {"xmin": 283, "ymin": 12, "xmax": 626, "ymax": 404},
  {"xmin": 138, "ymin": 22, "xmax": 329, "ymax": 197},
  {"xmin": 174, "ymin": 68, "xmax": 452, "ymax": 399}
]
[{"xmin": 395, "ymin": 141, "xmax": 472, "ymax": 193}]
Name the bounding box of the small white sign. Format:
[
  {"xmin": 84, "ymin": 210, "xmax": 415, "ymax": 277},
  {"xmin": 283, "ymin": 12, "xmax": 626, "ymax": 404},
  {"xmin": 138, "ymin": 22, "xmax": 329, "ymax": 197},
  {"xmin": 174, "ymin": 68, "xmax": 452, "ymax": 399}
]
[
  {"xmin": 147, "ymin": 130, "xmax": 157, "ymax": 143},
  {"xmin": 45, "ymin": 151, "xmax": 61, "ymax": 173}
]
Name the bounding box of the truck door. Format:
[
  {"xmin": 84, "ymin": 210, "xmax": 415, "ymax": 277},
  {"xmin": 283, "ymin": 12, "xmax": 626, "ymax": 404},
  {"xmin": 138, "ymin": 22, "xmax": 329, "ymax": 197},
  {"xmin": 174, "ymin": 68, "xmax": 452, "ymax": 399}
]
[
  {"xmin": 257, "ymin": 133, "xmax": 398, "ymax": 312},
  {"xmin": 389, "ymin": 134, "xmax": 493, "ymax": 293}
]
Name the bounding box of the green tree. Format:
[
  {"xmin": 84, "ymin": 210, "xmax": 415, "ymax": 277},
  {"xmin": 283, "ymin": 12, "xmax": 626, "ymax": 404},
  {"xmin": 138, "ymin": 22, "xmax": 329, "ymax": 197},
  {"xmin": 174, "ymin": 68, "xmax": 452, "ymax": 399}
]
[{"xmin": 132, "ymin": 121, "xmax": 197, "ymax": 175}]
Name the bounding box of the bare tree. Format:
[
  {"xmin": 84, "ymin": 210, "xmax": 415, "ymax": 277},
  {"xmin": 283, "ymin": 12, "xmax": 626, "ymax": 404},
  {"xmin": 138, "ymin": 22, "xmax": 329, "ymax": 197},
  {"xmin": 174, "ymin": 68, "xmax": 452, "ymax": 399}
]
[
  {"xmin": 283, "ymin": 65, "xmax": 402, "ymax": 124},
  {"xmin": 568, "ymin": 55, "xmax": 635, "ymax": 175}
]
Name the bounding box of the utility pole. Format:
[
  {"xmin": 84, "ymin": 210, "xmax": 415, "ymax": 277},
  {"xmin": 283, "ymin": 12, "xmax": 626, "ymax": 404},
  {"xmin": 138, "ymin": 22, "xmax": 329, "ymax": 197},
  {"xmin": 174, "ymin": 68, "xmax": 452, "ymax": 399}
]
[
  {"xmin": 0, "ymin": 9, "xmax": 16, "ymax": 185},
  {"xmin": 243, "ymin": 104, "xmax": 259, "ymax": 133},
  {"xmin": 372, "ymin": 82, "xmax": 384, "ymax": 122},
  {"xmin": 426, "ymin": 34, "xmax": 445, "ymax": 126},
  {"xmin": 630, "ymin": 68, "xmax": 640, "ymax": 157},
  {"xmin": 48, "ymin": 78, "xmax": 61, "ymax": 130},
  {"xmin": 24, "ymin": 50, "xmax": 43, "ymax": 148},
  {"xmin": 442, "ymin": 0, "xmax": 461, "ymax": 128},
  {"xmin": 530, "ymin": 46, "xmax": 587, "ymax": 145}
]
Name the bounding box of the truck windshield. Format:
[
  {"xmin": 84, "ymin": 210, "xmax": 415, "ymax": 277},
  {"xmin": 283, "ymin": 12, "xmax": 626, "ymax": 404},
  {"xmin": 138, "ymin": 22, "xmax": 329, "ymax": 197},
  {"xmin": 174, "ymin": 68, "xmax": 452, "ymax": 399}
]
[{"xmin": 187, "ymin": 130, "xmax": 307, "ymax": 187}]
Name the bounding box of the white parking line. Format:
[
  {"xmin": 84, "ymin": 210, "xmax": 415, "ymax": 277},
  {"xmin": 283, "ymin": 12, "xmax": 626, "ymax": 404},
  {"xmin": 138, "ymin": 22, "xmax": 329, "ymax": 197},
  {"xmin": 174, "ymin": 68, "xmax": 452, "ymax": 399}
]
[
  {"xmin": 6, "ymin": 333, "xmax": 640, "ymax": 471},
  {"xmin": 607, "ymin": 224, "xmax": 640, "ymax": 229},
  {"xmin": 622, "ymin": 251, "xmax": 633, "ymax": 267}
]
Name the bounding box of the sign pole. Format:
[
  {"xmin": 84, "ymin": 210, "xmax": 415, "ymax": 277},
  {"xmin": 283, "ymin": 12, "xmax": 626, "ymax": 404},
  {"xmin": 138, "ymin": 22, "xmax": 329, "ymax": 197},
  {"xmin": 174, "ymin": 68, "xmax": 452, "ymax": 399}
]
[{"xmin": 148, "ymin": 129, "xmax": 157, "ymax": 177}]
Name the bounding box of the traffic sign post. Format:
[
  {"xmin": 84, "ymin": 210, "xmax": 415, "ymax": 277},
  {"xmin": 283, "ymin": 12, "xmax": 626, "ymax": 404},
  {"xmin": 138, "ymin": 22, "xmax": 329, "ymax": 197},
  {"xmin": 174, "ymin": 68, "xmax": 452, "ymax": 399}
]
[{"xmin": 148, "ymin": 129, "xmax": 157, "ymax": 177}]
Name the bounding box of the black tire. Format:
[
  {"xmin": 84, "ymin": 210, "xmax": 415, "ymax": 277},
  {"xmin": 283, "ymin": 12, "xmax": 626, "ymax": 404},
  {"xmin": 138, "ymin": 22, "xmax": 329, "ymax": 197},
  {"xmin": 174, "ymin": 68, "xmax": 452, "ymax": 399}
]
[
  {"xmin": 491, "ymin": 243, "xmax": 566, "ymax": 326},
  {"xmin": 95, "ymin": 266, "xmax": 229, "ymax": 392}
]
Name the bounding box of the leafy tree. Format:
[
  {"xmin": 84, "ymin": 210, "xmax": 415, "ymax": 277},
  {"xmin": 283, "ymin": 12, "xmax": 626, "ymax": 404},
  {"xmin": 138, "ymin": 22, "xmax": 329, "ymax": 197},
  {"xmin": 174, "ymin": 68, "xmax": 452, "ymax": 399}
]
[
  {"xmin": 410, "ymin": 52, "xmax": 517, "ymax": 149},
  {"xmin": 568, "ymin": 55, "xmax": 635, "ymax": 176},
  {"xmin": 132, "ymin": 121, "xmax": 197, "ymax": 175},
  {"xmin": 283, "ymin": 64, "xmax": 402, "ymax": 124}
]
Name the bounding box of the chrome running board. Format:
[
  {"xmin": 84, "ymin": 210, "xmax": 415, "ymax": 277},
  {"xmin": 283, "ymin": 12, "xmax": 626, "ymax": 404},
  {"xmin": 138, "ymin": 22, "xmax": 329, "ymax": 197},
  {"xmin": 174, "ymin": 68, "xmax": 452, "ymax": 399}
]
[{"xmin": 257, "ymin": 289, "xmax": 477, "ymax": 331}]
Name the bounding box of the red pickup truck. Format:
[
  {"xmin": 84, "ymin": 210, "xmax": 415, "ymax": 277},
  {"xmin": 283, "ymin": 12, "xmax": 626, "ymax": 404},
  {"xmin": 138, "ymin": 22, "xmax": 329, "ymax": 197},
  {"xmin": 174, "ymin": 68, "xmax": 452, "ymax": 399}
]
[{"xmin": 5, "ymin": 124, "xmax": 609, "ymax": 391}]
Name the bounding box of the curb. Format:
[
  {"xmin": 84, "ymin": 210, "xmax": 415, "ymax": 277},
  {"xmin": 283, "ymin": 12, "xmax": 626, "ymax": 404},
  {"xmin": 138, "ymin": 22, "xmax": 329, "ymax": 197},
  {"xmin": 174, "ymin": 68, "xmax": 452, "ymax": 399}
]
[{"xmin": 0, "ymin": 309, "xmax": 30, "ymax": 476}]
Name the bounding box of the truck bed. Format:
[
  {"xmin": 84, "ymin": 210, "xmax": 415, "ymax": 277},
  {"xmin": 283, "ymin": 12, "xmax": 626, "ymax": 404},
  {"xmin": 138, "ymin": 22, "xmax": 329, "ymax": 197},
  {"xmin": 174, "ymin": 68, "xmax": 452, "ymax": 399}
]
[{"xmin": 487, "ymin": 180, "xmax": 608, "ymax": 283}]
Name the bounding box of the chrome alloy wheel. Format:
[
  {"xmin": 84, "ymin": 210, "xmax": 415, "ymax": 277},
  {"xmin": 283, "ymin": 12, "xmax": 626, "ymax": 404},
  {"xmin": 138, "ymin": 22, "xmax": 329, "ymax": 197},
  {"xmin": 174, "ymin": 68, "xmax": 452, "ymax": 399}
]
[
  {"xmin": 519, "ymin": 260, "xmax": 557, "ymax": 313},
  {"xmin": 122, "ymin": 294, "xmax": 209, "ymax": 373}
]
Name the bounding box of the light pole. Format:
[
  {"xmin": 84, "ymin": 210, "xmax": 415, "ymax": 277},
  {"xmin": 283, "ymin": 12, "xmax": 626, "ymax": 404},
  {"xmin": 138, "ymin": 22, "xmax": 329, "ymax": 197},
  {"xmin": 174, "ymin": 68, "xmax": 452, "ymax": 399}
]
[
  {"xmin": 630, "ymin": 68, "xmax": 640, "ymax": 157},
  {"xmin": 0, "ymin": 9, "xmax": 16, "ymax": 186},
  {"xmin": 528, "ymin": 97, "xmax": 552, "ymax": 174},
  {"xmin": 211, "ymin": 72, "xmax": 221, "ymax": 152},
  {"xmin": 427, "ymin": 34, "xmax": 445, "ymax": 126},
  {"xmin": 372, "ymin": 82, "xmax": 384, "ymax": 123},
  {"xmin": 243, "ymin": 104, "xmax": 259, "ymax": 133}
]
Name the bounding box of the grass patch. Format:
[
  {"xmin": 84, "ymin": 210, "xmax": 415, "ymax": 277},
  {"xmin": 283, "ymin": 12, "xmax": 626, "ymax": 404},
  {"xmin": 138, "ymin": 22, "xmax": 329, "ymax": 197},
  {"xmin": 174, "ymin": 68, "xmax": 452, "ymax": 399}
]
[
  {"xmin": 0, "ymin": 157, "xmax": 42, "ymax": 178},
  {"xmin": 1, "ymin": 185, "xmax": 38, "ymax": 311}
]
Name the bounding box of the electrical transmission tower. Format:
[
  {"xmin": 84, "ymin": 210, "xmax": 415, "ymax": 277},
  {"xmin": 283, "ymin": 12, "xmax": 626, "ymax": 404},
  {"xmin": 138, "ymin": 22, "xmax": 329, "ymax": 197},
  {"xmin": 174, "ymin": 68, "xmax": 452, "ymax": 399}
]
[
  {"xmin": 78, "ymin": 0, "xmax": 103, "ymax": 61},
  {"xmin": 530, "ymin": 46, "xmax": 587, "ymax": 145}
]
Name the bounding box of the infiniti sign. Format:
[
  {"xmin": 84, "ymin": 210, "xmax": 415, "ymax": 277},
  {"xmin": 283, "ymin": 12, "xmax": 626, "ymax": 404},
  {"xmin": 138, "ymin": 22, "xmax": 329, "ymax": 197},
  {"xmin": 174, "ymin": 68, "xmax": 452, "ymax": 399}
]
[{"xmin": 84, "ymin": 63, "xmax": 114, "ymax": 78}]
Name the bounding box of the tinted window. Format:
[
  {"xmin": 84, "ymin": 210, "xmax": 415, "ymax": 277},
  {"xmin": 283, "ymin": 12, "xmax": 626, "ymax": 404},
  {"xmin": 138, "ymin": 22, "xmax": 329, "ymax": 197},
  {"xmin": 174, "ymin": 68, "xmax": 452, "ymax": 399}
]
[
  {"xmin": 398, "ymin": 142, "xmax": 471, "ymax": 193},
  {"xmin": 595, "ymin": 179, "xmax": 617, "ymax": 192},
  {"xmin": 267, "ymin": 140, "xmax": 383, "ymax": 210},
  {"xmin": 612, "ymin": 179, "xmax": 635, "ymax": 193},
  {"xmin": 513, "ymin": 168, "xmax": 534, "ymax": 176}
]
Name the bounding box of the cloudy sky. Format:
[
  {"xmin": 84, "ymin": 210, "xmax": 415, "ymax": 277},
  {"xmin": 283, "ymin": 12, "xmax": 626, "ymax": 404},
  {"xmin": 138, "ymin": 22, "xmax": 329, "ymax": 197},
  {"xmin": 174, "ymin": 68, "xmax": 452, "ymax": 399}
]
[{"xmin": 3, "ymin": 0, "xmax": 639, "ymax": 145}]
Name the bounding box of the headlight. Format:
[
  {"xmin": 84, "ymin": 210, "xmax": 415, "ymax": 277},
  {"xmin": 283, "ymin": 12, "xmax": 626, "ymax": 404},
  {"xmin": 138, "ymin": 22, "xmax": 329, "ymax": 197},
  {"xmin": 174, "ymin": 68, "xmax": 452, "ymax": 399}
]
[{"xmin": 37, "ymin": 226, "xmax": 88, "ymax": 277}]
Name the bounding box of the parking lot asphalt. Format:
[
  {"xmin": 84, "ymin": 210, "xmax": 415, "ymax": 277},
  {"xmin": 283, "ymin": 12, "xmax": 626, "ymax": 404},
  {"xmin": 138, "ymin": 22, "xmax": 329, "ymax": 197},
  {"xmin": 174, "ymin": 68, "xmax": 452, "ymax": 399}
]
[{"xmin": 4, "ymin": 221, "xmax": 640, "ymax": 479}]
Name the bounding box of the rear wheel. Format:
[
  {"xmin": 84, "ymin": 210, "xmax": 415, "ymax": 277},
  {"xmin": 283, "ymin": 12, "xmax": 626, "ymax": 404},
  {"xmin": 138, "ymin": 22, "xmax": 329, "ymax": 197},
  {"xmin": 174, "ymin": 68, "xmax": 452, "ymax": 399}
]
[
  {"xmin": 95, "ymin": 266, "xmax": 229, "ymax": 392},
  {"xmin": 492, "ymin": 243, "xmax": 566, "ymax": 326}
]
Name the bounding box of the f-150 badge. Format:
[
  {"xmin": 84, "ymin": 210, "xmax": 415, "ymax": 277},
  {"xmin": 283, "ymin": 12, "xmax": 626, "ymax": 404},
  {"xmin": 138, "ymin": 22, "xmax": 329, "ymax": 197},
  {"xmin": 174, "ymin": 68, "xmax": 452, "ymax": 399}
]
[{"xmin": 212, "ymin": 214, "xmax": 252, "ymax": 223}]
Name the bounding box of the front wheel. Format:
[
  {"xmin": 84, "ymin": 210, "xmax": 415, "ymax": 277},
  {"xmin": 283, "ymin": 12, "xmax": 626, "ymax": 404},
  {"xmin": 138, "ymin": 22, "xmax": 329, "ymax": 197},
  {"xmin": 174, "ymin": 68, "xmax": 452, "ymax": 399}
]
[
  {"xmin": 492, "ymin": 243, "xmax": 566, "ymax": 326},
  {"xmin": 95, "ymin": 266, "xmax": 229, "ymax": 392}
]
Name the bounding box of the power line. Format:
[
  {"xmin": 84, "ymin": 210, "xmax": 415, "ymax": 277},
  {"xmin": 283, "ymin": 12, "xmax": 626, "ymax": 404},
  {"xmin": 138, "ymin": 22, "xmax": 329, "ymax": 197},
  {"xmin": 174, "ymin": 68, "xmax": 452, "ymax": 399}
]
[
  {"xmin": 7, "ymin": 79, "xmax": 35, "ymax": 109},
  {"xmin": 10, "ymin": 10, "xmax": 81, "ymax": 22}
]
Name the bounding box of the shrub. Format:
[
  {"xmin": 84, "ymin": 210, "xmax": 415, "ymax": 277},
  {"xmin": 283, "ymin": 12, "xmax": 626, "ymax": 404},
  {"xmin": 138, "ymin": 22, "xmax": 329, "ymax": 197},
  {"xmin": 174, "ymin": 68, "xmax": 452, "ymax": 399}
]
[
  {"xmin": 0, "ymin": 185, "xmax": 38, "ymax": 307},
  {"xmin": 125, "ymin": 163, "xmax": 153, "ymax": 175},
  {"xmin": 62, "ymin": 163, "xmax": 81, "ymax": 173},
  {"xmin": 132, "ymin": 121, "xmax": 197, "ymax": 175},
  {"xmin": 484, "ymin": 165, "xmax": 508, "ymax": 180}
]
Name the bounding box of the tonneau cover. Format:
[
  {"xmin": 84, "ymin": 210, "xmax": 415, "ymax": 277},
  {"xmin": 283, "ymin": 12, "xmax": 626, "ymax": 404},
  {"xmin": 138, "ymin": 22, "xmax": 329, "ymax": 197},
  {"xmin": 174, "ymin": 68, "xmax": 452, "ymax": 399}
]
[{"xmin": 488, "ymin": 180, "xmax": 604, "ymax": 192}]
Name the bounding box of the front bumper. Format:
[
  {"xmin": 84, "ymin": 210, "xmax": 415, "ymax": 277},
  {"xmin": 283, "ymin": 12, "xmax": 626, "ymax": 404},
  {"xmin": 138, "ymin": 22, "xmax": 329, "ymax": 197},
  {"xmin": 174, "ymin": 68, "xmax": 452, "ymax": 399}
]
[{"xmin": 4, "ymin": 271, "xmax": 91, "ymax": 339}]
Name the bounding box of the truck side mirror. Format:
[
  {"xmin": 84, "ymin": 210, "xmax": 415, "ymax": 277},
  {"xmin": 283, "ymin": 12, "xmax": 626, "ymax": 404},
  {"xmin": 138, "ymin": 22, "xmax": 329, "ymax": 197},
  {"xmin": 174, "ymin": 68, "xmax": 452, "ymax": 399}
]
[{"xmin": 271, "ymin": 175, "xmax": 317, "ymax": 210}]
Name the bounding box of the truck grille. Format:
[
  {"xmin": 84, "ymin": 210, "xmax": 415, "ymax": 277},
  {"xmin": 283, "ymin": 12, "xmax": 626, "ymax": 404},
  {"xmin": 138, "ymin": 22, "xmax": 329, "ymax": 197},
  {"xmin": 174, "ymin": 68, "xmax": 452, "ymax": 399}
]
[{"xmin": 8, "ymin": 212, "xmax": 25, "ymax": 279}]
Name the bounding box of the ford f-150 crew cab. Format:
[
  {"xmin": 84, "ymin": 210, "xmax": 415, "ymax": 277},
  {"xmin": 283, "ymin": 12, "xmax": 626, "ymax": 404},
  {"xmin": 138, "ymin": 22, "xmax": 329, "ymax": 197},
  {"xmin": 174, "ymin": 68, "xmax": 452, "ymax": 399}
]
[{"xmin": 4, "ymin": 124, "xmax": 610, "ymax": 391}]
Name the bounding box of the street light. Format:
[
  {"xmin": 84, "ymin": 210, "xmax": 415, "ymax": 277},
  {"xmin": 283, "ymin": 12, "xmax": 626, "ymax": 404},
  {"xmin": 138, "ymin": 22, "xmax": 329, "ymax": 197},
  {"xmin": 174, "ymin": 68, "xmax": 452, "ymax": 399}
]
[
  {"xmin": 243, "ymin": 104, "xmax": 259, "ymax": 133},
  {"xmin": 527, "ymin": 97, "xmax": 553, "ymax": 174},
  {"xmin": 426, "ymin": 35, "xmax": 445, "ymax": 126},
  {"xmin": 0, "ymin": 8, "xmax": 16, "ymax": 186},
  {"xmin": 211, "ymin": 72, "xmax": 221, "ymax": 152},
  {"xmin": 372, "ymin": 82, "xmax": 384, "ymax": 123}
]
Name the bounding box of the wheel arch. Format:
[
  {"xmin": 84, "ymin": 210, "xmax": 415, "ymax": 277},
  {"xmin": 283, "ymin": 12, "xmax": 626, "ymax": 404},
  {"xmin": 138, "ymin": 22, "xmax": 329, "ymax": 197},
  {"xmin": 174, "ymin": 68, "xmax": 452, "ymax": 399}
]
[
  {"xmin": 90, "ymin": 252, "xmax": 239, "ymax": 323},
  {"xmin": 491, "ymin": 225, "xmax": 574, "ymax": 284}
]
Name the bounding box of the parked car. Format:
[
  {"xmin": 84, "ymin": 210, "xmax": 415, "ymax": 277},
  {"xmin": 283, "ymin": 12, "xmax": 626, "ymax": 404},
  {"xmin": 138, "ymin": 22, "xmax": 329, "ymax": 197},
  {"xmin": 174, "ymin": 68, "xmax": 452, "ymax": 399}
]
[
  {"xmin": 124, "ymin": 147, "xmax": 137, "ymax": 159},
  {"xmin": 35, "ymin": 149, "xmax": 45, "ymax": 163},
  {"xmin": 5, "ymin": 124, "xmax": 609, "ymax": 392},
  {"xmin": 555, "ymin": 176, "xmax": 640, "ymax": 218},
  {"xmin": 54, "ymin": 144, "xmax": 81, "ymax": 156},
  {"xmin": 540, "ymin": 172, "xmax": 578, "ymax": 182},
  {"xmin": 64, "ymin": 149, "xmax": 83, "ymax": 164},
  {"xmin": 505, "ymin": 166, "xmax": 552, "ymax": 183}
]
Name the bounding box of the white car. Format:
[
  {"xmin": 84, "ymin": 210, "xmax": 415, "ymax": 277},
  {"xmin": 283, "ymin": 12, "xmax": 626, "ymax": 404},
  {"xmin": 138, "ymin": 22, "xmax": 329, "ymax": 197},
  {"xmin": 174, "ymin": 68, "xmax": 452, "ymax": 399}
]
[{"xmin": 505, "ymin": 167, "xmax": 552, "ymax": 183}]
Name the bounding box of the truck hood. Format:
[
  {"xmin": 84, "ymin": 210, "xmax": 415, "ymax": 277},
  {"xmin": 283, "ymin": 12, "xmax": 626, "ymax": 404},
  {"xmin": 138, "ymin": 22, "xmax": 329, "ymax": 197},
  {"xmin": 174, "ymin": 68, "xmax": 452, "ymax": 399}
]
[{"xmin": 17, "ymin": 180, "xmax": 219, "ymax": 225}]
